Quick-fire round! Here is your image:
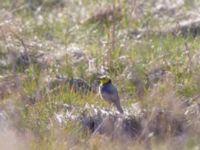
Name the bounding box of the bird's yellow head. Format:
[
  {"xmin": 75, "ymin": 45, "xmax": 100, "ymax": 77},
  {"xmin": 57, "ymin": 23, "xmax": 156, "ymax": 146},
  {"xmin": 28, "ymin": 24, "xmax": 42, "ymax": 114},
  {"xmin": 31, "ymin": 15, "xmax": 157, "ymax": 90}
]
[{"xmin": 98, "ymin": 75, "xmax": 111, "ymax": 84}]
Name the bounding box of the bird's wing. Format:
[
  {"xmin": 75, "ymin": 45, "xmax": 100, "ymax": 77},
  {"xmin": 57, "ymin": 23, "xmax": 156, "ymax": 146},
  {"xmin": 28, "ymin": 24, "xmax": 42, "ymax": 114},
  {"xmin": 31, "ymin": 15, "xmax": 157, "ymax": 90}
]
[
  {"xmin": 102, "ymin": 89, "xmax": 120, "ymax": 102},
  {"xmin": 102, "ymin": 90, "xmax": 123, "ymax": 113}
]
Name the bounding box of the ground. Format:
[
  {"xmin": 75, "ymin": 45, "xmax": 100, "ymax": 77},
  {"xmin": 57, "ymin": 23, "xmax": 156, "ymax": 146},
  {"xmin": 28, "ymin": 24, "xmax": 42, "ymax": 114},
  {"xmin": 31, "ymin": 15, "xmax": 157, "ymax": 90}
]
[{"xmin": 0, "ymin": 0, "xmax": 200, "ymax": 149}]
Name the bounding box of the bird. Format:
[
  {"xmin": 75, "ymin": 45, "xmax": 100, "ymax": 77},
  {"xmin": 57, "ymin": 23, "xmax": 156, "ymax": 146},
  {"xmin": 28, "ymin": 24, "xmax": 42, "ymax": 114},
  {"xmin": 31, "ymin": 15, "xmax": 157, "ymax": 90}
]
[{"xmin": 98, "ymin": 75, "xmax": 123, "ymax": 113}]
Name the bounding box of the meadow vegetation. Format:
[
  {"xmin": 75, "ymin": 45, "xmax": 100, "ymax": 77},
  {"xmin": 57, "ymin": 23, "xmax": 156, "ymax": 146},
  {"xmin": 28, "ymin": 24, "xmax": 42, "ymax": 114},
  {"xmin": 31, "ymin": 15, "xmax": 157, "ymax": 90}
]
[{"xmin": 1, "ymin": 0, "xmax": 200, "ymax": 149}]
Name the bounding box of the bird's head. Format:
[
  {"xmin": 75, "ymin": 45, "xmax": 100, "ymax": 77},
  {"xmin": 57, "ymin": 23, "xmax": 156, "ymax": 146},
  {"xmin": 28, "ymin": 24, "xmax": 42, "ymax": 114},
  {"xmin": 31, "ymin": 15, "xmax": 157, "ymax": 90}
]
[{"xmin": 98, "ymin": 75, "xmax": 111, "ymax": 84}]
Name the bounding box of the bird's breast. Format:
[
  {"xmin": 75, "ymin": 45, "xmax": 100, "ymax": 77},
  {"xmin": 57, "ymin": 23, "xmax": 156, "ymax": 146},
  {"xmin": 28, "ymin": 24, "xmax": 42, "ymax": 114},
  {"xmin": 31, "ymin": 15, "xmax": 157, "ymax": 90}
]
[{"xmin": 100, "ymin": 84, "xmax": 114, "ymax": 94}]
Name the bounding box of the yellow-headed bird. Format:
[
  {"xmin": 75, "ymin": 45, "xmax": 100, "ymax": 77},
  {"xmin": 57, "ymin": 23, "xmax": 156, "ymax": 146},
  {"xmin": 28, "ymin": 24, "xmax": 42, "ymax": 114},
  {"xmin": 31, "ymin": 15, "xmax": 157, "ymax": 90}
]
[{"xmin": 98, "ymin": 76, "xmax": 123, "ymax": 113}]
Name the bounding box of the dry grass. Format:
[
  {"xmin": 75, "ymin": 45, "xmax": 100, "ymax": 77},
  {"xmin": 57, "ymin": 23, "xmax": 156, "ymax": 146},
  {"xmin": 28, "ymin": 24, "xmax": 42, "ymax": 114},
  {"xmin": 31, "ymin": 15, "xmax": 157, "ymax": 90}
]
[{"xmin": 1, "ymin": 0, "xmax": 200, "ymax": 149}]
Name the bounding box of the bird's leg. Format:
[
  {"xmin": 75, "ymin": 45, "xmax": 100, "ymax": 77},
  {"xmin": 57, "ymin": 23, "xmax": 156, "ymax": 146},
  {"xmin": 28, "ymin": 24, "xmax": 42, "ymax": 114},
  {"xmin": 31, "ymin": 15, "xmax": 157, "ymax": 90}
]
[{"xmin": 109, "ymin": 103, "xmax": 115, "ymax": 112}]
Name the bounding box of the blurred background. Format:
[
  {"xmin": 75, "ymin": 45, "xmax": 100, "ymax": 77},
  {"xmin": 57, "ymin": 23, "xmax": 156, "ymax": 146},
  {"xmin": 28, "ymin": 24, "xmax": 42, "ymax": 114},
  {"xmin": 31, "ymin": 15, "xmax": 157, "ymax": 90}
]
[{"xmin": 1, "ymin": 0, "xmax": 200, "ymax": 150}]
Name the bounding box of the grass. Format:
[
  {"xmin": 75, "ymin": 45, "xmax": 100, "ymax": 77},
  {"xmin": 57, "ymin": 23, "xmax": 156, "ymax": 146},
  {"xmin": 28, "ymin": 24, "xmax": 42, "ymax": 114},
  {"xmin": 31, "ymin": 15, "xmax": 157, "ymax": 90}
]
[{"xmin": 1, "ymin": 0, "xmax": 200, "ymax": 149}]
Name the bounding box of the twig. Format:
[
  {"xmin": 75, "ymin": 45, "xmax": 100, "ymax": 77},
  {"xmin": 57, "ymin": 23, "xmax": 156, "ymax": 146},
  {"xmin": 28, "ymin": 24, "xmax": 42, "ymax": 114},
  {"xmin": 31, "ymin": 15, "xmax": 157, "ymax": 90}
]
[
  {"xmin": 10, "ymin": 31, "xmax": 31, "ymax": 64},
  {"xmin": 184, "ymin": 42, "xmax": 193, "ymax": 73}
]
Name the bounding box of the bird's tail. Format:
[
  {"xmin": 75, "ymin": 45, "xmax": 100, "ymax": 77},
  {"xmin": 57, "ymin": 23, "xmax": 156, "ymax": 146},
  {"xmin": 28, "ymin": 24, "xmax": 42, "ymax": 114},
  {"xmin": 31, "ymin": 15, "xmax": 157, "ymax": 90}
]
[{"xmin": 115, "ymin": 102, "xmax": 124, "ymax": 114}]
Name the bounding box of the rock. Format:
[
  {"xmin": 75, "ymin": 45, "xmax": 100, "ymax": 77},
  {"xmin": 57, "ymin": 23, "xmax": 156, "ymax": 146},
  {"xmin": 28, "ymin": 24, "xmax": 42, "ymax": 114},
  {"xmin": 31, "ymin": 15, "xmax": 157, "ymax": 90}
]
[
  {"xmin": 80, "ymin": 110, "xmax": 142, "ymax": 139},
  {"xmin": 125, "ymin": 0, "xmax": 200, "ymax": 38},
  {"xmin": 21, "ymin": 75, "xmax": 93, "ymax": 105},
  {"xmin": 66, "ymin": 43, "xmax": 88, "ymax": 65},
  {"xmin": 83, "ymin": 4, "xmax": 122, "ymax": 25},
  {"xmin": 0, "ymin": 75, "xmax": 24, "ymax": 99},
  {"xmin": 46, "ymin": 75, "xmax": 92, "ymax": 94},
  {"xmin": 146, "ymin": 66, "xmax": 169, "ymax": 88},
  {"xmin": 27, "ymin": 0, "xmax": 64, "ymax": 12},
  {"xmin": 16, "ymin": 52, "xmax": 31, "ymax": 70},
  {"xmin": 53, "ymin": 103, "xmax": 187, "ymax": 140},
  {"xmin": 146, "ymin": 108, "xmax": 185, "ymax": 138},
  {"xmin": 68, "ymin": 77, "xmax": 92, "ymax": 94},
  {"xmin": 172, "ymin": 18, "xmax": 200, "ymax": 37}
]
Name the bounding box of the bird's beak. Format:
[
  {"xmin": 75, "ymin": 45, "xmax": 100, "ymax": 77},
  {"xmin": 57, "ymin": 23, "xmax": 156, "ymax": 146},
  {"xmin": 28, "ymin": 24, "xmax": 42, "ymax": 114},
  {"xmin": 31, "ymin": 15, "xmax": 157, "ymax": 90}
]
[{"xmin": 97, "ymin": 76, "xmax": 102, "ymax": 81}]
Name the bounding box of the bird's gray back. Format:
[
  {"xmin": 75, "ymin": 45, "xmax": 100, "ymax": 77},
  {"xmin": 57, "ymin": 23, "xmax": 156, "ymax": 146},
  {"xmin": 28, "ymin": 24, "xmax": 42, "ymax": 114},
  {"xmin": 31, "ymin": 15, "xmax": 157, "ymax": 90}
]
[{"xmin": 100, "ymin": 83, "xmax": 119, "ymax": 102}]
